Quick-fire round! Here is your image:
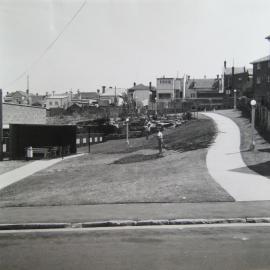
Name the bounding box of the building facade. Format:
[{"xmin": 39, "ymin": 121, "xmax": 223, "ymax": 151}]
[
  {"xmin": 251, "ymin": 55, "xmax": 270, "ymax": 103},
  {"xmin": 156, "ymin": 77, "xmax": 184, "ymax": 104},
  {"xmin": 127, "ymin": 83, "xmax": 155, "ymax": 106},
  {"xmin": 223, "ymin": 61, "xmax": 253, "ymax": 97}
]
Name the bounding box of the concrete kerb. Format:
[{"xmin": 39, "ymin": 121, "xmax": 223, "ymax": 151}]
[{"xmin": 2, "ymin": 217, "xmax": 270, "ymax": 231}]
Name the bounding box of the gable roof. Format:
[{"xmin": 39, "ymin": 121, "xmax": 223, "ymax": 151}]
[
  {"xmin": 224, "ymin": 67, "xmax": 248, "ymax": 75},
  {"xmin": 100, "ymin": 87, "xmax": 126, "ymax": 97},
  {"xmin": 128, "ymin": 83, "xmax": 155, "ymax": 91},
  {"xmin": 250, "ymin": 55, "xmax": 270, "ymax": 64},
  {"xmin": 75, "ymin": 92, "xmax": 99, "ymax": 99},
  {"xmin": 188, "ymin": 79, "xmax": 218, "ymax": 90},
  {"xmin": 6, "ymin": 91, "xmax": 29, "ymax": 97}
]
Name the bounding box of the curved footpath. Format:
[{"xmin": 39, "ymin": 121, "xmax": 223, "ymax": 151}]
[{"xmin": 203, "ymin": 112, "xmax": 270, "ymax": 201}]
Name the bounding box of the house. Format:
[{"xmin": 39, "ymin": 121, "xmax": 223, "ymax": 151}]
[
  {"xmin": 223, "ymin": 61, "xmax": 253, "ymax": 97},
  {"xmin": 186, "ymin": 77, "xmax": 222, "ymax": 98},
  {"xmin": 4, "ymin": 90, "xmax": 31, "ymax": 105},
  {"xmin": 72, "ymin": 91, "xmax": 99, "ymax": 106},
  {"xmin": 45, "ymin": 92, "xmax": 72, "ymax": 109},
  {"xmin": 250, "ymin": 55, "xmax": 270, "ymax": 104},
  {"xmin": 30, "ymin": 93, "xmax": 46, "ymax": 107},
  {"xmin": 127, "ymin": 82, "xmax": 156, "ymax": 107},
  {"xmin": 156, "ymin": 77, "xmax": 185, "ymax": 105},
  {"xmin": 99, "ymin": 86, "xmax": 126, "ymax": 106}
]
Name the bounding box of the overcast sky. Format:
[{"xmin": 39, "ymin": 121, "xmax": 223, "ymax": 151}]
[{"xmin": 1, "ymin": 0, "xmax": 270, "ymax": 95}]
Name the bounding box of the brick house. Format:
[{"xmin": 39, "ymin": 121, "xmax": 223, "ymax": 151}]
[
  {"xmin": 186, "ymin": 77, "xmax": 222, "ymax": 98},
  {"xmin": 223, "ymin": 61, "xmax": 253, "ymax": 97},
  {"xmin": 250, "ymin": 55, "xmax": 270, "ymax": 104}
]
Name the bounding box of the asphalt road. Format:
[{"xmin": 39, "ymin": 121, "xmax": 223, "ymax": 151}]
[{"xmin": 1, "ymin": 225, "xmax": 270, "ymax": 270}]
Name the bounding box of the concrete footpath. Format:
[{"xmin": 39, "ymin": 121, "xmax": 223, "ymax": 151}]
[
  {"xmin": 2, "ymin": 201, "xmax": 270, "ymax": 227},
  {"xmin": 0, "ymin": 153, "xmax": 85, "ymax": 191},
  {"xmin": 203, "ymin": 112, "xmax": 270, "ymax": 201}
]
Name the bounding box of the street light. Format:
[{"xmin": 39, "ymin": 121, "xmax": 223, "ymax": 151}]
[
  {"xmin": 250, "ymin": 99, "xmax": 256, "ymax": 151},
  {"xmin": 233, "ymin": 89, "xmax": 237, "ymax": 110},
  {"xmin": 126, "ymin": 117, "xmax": 129, "ymax": 145}
]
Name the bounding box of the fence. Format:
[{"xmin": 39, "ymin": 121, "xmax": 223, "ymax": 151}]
[{"xmin": 238, "ymin": 97, "xmax": 270, "ymax": 139}]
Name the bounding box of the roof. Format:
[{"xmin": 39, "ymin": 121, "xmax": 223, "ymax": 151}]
[
  {"xmin": 128, "ymin": 83, "xmax": 155, "ymax": 91},
  {"xmin": 73, "ymin": 92, "xmax": 98, "ymax": 99},
  {"xmin": 46, "ymin": 95, "xmax": 68, "ymax": 99},
  {"xmin": 250, "ymin": 55, "xmax": 270, "ymax": 64},
  {"xmin": 224, "ymin": 67, "xmax": 248, "ymax": 75},
  {"xmin": 100, "ymin": 87, "xmax": 126, "ymax": 97},
  {"xmin": 30, "ymin": 94, "xmax": 45, "ymax": 104},
  {"xmin": 188, "ymin": 79, "xmax": 219, "ymax": 90},
  {"xmin": 6, "ymin": 91, "xmax": 28, "ymax": 97}
]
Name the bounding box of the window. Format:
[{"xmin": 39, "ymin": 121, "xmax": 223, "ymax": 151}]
[
  {"xmin": 55, "ymin": 101, "xmax": 59, "ymax": 105},
  {"xmin": 268, "ymin": 61, "xmax": 270, "ymax": 68},
  {"xmin": 257, "ymin": 76, "xmax": 261, "ymax": 84},
  {"xmin": 159, "ymin": 79, "xmax": 172, "ymax": 84},
  {"xmin": 257, "ymin": 63, "xmax": 261, "ymax": 70},
  {"xmin": 49, "ymin": 101, "xmax": 53, "ymax": 105}
]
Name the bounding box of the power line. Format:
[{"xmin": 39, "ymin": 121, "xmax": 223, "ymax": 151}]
[{"xmin": 5, "ymin": 0, "xmax": 87, "ymax": 89}]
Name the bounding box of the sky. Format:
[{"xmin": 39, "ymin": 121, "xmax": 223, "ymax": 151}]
[{"xmin": 1, "ymin": 0, "xmax": 270, "ymax": 95}]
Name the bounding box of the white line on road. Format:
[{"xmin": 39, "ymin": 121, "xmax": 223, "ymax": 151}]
[{"xmin": 1, "ymin": 223, "xmax": 270, "ymax": 234}]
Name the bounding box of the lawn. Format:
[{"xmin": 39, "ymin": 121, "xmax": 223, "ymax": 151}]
[{"xmin": 0, "ymin": 116, "xmax": 234, "ymax": 207}]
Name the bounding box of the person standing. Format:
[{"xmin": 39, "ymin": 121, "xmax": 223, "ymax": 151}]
[
  {"xmin": 145, "ymin": 122, "xmax": 151, "ymax": 140},
  {"xmin": 157, "ymin": 128, "xmax": 164, "ymax": 155}
]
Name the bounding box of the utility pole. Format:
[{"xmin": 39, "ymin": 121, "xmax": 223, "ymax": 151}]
[
  {"xmin": 0, "ymin": 89, "xmax": 3, "ymax": 161},
  {"xmin": 27, "ymin": 75, "xmax": 29, "ymax": 91}
]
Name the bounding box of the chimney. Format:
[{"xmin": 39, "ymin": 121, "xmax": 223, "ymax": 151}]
[
  {"xmin": 97, "ymin": 89, "xmax": 100, "ymax": 94},
  {"xmin": 102, "ymin": 86, "xmax": 106, "ymax": 94},
  {"xmin": 244, "ymin": 66, "xmax": 246, "ymax": 72},
  {"xmin": 224, "ymin": 60, "xmax": 227, "ymax": 68},
  {"xmin": 217, "ymin": 74, "xmax": 219, "ymax": 79},
  {"xmin": 149, "ymin": 82, "xmax": 152, "ymax": 90},
  {"xmin": 26, "ymin": 89, "xmax": 29, "ymax": 95},
  {"xmin": 187, "ymin": 75, "xmax": 190, "ymax": 80},
  {"xmin": 133, "ymin": 82, "xmax": 136, "ymax": 87}
]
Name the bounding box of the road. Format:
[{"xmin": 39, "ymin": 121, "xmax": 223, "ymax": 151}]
[{"xmin": 1, "ymin": 224, "xmax": 270, "ymax": 270}]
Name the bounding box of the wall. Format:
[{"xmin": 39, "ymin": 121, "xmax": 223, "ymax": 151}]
[
  {"xmin": 3, "ymin": 103, "xmax": 47, "ymax": 127},
  {"xmin": 253, "ymin": 61, "xmax": 270, "ymax": 102}
]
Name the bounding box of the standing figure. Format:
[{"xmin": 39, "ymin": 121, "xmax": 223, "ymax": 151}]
[
  {"xmin": 157, "ymin": 128, "xmax": 164, "ymax": 155},
  {"xmin": 145, "ymin": 122, "xmax": 151, "ymax": 140}
]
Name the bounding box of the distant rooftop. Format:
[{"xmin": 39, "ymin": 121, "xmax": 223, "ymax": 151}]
[
  {"xmin": 250, "ymin": 55, "xmax": 270, "ymax": 64},
  {"xmin": 128, "ymin": 83, "xmax": 156, "ymax": 91},
  {"xmin": 224, "ymin": 67, "xmax": 248, "ymax": 75}
]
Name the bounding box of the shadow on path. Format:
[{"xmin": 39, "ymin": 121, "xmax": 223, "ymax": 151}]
[{"xmin": 231, "ymin": 160, "xmax": 270, "ymax": 178}]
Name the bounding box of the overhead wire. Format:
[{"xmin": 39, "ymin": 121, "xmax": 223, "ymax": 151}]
[{"xmin": 4, "ymin": 0, "xmax": 87, "ymax": 89}]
